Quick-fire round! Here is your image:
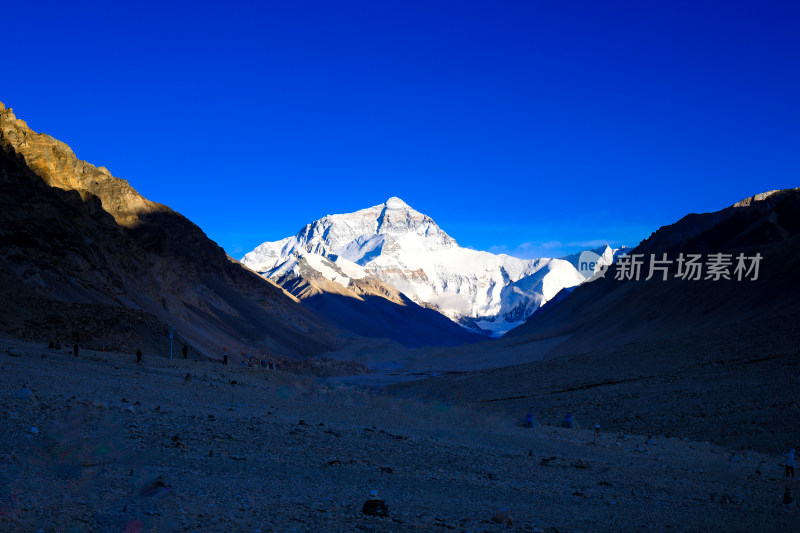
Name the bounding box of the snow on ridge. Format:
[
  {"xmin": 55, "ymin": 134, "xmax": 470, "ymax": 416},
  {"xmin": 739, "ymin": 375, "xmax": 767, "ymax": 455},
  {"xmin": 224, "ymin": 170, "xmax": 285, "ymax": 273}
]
[
  {"xmin": 560, "ymin": 244, "xmax": 630, "ymax": 279},
  {"xmin": 332, "ymin": 256, "xmax": 367, "ymax": 281},
  {"xmin": 242, "ymin": 197, "xmax": 595, "ymax": 336}
]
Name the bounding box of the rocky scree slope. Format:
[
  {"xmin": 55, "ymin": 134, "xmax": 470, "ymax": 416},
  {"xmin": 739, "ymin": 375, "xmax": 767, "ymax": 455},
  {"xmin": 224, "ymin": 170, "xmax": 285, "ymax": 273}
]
[{"xmin": 2, "ymin": 337, "xmax": 797, "ymax": 532}]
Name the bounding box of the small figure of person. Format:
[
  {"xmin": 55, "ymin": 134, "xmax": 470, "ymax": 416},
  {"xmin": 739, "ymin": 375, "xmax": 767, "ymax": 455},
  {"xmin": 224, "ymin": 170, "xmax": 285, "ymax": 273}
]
[
  {"xmin": 786, "ymin": 448, "xmax": 795, "ymax": 478},
  {"xmin": 524, "ymin": 408, "xmax": 535, "ymax": 428},
  {"xmin": 182, "ymin": 343, "xmax": 188, "ymax": 359},
  {"xmin": 222, "ymin": 347, "xmax": 228, "ymax": 365},
  {"xmin": 136, "ymin": 348, "xmax": 142, "ymax": 364},
  {"xmin": 561, "ymin": 413, "xmax": 577, "ymax": 429},
  {"xmin": 48, "ymin": 340, "xmax": 54, "ymax": 349},
  {"xmin": 73, "ymin": 344, "xmax": 79, "ymax": 357}
]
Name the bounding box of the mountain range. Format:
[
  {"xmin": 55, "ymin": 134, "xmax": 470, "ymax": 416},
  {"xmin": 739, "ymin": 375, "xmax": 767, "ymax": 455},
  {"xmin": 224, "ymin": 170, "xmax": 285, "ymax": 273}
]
[
  {"xmin": 2, "ymin": 107, "xmax": 796, "ymax": 532},
  {"xmin": 241, "ymin": 197, "xmax": 616, "ymax": 336},
  {"xmin": 395, "ymin": 187, "xmax": 800, "ymax": 454},
  {"xmin": 3, "ymin": 99, "xmax": 797, "ymax": 395},
  {"xmin": 0, "ymin": 103, "xmax": 489, "ymax": 361}
]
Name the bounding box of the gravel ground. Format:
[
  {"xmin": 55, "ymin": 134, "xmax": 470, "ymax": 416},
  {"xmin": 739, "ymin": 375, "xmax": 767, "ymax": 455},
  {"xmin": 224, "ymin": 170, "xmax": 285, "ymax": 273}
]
[
  {"xmin": 393, "ymin": 314, "xmax": 800, "ymax": 457},
  {"xmin": 1, "ymin": 338, "xmax": 797, "ymax": 532}
]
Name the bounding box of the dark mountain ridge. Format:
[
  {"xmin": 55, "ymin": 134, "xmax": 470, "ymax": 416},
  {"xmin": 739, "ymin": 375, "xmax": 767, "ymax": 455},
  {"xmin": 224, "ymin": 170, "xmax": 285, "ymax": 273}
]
[
  {"xmin": 0, "ymin": 102, "xmax": 341, "ymax": 361},
  {"xmin": 505, "ymin": 188, "xmax": 800, "ymax": 356}
]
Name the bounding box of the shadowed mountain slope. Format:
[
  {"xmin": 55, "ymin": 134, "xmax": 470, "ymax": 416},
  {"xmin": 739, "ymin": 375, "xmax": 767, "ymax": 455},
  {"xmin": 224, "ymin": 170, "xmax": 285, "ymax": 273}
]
[
  {"xmin": 0, "ymin": 102, "xmax": 341, "ymax": 360},
  {"xmin": 274, "ymin": 269, "xmax": 485, "ymax": 348},
  {"xmin": 504, "ymin": 188, "xmax": 800, "ymax": 356}
]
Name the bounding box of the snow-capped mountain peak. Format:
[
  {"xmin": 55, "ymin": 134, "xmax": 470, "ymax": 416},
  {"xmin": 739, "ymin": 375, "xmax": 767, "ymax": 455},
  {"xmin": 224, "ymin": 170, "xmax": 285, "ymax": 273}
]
[
  {"xmin": 242, "ymin": 198, "xmax": 593, "ymax": 336},
  {"xmin": 243, "ymin": 197, "xmax": 457, "ymax": 271},
  {"xmin": 384, "ymin": 196, "xmax": 409, "ymax": 208}
]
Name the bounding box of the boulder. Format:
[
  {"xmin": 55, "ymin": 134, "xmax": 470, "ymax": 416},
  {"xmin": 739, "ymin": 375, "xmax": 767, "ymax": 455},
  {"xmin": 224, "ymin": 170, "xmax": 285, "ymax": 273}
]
[
  {"xmin": 361, "ymin": 490, "xmax": 389, "ymax": 518},
  {"xmin": 12, "ymin": 387, "xmax": 35, "ymax": 402},
  {"xmin": 492, "ymin": 510, "xmax": 514, "ymax": 527}
]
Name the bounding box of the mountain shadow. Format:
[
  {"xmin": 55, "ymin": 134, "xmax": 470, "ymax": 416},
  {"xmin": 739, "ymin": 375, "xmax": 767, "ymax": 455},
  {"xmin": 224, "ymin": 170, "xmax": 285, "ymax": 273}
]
[
  {"xmin": 0, "ymin": 102, "xmax": 341, "ymax": 361},
  {"xmin": 299, "ymin": 290, "xmax": 485, "ymax": 348}
]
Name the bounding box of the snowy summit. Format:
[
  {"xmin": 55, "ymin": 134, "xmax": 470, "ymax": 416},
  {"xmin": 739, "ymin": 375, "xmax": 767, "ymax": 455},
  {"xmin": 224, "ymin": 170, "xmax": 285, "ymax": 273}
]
[{"xmin": 242, "ymin": 197, "xmax": 589, "ymax": 336}]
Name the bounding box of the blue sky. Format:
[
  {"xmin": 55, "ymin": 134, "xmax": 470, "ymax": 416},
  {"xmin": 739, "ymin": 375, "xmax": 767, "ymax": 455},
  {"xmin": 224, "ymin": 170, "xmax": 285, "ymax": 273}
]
[{"xmin": 4, "ymin": 1, "xmax": 798, "ymax": 258}]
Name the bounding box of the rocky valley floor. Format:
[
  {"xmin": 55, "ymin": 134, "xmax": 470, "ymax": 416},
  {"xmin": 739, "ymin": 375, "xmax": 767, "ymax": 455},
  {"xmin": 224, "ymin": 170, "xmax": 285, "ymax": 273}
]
[{"xmin": 1, "ymin": 338, "xmax": 797, "ymax": 532}]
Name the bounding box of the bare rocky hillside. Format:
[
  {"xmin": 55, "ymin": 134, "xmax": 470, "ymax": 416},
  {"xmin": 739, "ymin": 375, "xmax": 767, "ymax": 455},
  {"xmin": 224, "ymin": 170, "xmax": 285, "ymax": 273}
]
[{"xmin": 0, "ymin": 102, "xmax": 341, "ymax": 360}]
